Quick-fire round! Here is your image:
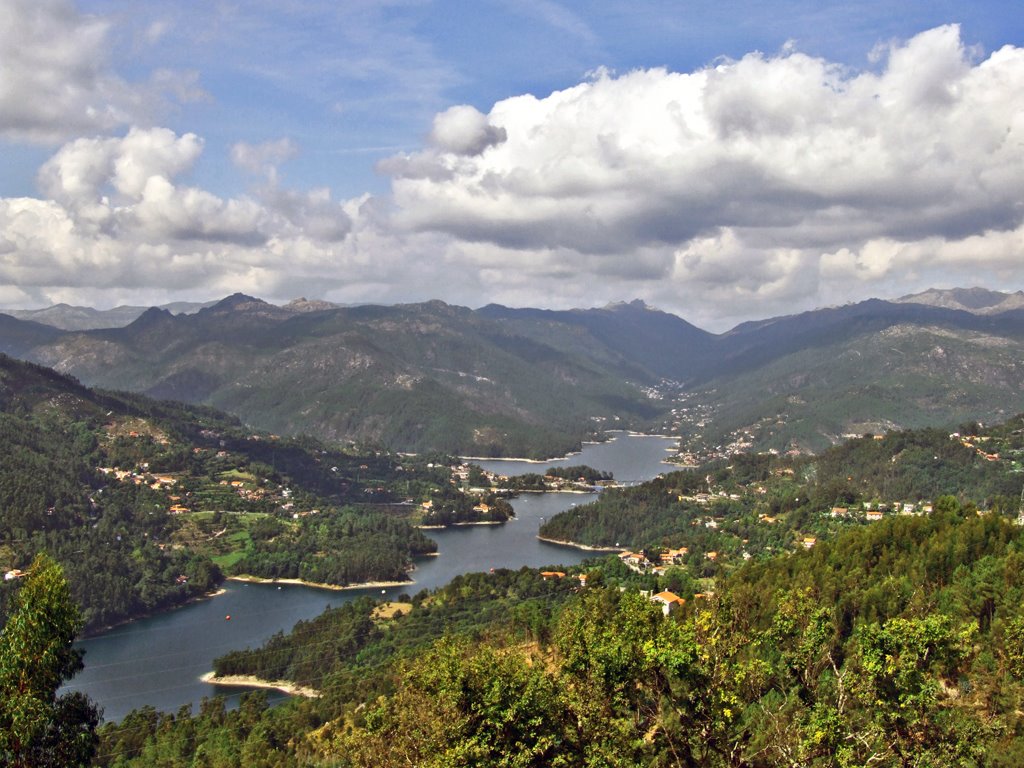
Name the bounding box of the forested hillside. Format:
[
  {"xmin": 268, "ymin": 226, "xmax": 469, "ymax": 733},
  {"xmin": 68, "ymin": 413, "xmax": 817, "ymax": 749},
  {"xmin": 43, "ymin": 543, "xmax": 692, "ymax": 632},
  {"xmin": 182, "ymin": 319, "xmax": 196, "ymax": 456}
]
[
  {"xmin": 92, "ymin": 500, "xmax": 1024, "ymax": 766},
  {"xmin": 540, "ymin": 417, "xmax": 1024, "ymax": 564},
  {"xmin": 0, "ymin": 355, "xmax": 474, "ymax": 632},
  {"xmin": 80, "ymin": 416, "xmax": 1024, "ymax": 765},
  {"xmin": 4, "ymin": 293, "xmax": 1023, "ymax": 457},
  {"xmin": 1, "ymin": 296, "xmax": 666, "ymax": 458}
]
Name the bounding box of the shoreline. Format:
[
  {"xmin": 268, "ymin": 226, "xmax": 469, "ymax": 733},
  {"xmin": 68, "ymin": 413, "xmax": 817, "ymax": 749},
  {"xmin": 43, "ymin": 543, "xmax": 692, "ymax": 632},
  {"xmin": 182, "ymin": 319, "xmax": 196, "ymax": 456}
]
[
  {"xmin": 499, "ymin": 487, "xmax": 604, "ymax": 494},
  {"xmin": 227, "ymin": 575, "xmax": 411, "ymax": 591},
  {"xmin": 200, "ymin": 672, "xmax": 320, "ymax": 698},
  {"xmin": 82, "ymin": 587, "xmax": 228, "ymax": 639},
  {"xmin": 418, "ymin": 519, "xmax": 507, "ymax": 529},
  {"xmin": 462, "ymin": 431, "xmax": 677, "ymax": 464},
  {"xmin": 536, "ymin": 535, "xmax": 624, "ymax": 552}
]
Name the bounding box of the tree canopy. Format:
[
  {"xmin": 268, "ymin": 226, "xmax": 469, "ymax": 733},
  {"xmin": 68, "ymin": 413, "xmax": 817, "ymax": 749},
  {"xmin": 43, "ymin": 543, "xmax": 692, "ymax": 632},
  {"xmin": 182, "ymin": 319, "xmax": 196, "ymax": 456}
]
[{"xmin": 0, "ymin": 553, "xmax": 99, "ymax": 767}]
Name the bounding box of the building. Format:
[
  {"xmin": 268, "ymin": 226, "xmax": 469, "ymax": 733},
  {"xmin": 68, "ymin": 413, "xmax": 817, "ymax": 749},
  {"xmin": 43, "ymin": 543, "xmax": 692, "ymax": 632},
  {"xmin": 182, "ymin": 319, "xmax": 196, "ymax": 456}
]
[
  {"xmin": 651, "ymin": 590, "xmax": 685, "ymax": 615},
  {"xmin": 659, "ymin": 547, "xmax": 689, "ymax": 565}
]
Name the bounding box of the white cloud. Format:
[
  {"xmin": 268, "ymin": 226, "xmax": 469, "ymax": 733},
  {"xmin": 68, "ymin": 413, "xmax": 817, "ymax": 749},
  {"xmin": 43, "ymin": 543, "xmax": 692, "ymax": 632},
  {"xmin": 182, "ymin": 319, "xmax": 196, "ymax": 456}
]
[
  {"xmin": 0, "ymin": 127, "xmax": 360, "ymax": 302},
  {"xmin": 1, "ymin": 24, "xmax": 1023, "ymax": 329},
  {"xmin": 0, "ymin": 0, "xmax": 202, "ymax": 143},
  {"xmin": 231, "ymin": 138, "xmax": 299, "ymax": 179},
  {"xmin": 378, "ymin": 25, "xmax": 1024, "ymax": 324},
  {"xmin": 428, "ymin": 105, "xmax": 508, "ymax": 156}
]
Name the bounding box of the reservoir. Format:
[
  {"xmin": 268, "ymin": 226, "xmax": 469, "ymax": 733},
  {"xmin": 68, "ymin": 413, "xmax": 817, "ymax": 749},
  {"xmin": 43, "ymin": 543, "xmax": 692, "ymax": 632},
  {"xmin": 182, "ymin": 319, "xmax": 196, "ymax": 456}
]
[{"xmin": 65, "ymin": 433, "xmax": 677, "ymax": 721}]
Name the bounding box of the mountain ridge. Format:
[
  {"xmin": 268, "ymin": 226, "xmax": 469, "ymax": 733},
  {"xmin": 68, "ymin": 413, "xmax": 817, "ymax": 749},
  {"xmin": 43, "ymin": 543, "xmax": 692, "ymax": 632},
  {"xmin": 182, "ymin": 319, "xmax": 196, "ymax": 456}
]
[{"xmin": 0, "ymin": 292, "xmax": 1022, "ymax": 456}]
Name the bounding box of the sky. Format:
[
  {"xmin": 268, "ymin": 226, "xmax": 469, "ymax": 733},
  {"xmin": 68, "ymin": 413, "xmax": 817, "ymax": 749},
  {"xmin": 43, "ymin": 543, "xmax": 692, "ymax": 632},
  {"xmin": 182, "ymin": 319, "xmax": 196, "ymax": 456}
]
[{"xmin": 1, "ymin": 0, "xmax": 1022, "ymax": 330}]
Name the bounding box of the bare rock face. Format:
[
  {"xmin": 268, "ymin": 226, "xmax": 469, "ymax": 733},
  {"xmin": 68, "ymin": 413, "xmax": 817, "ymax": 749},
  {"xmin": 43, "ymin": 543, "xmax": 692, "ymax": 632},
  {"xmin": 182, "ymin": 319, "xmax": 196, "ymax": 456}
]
[
  {"xmin": 283, "ymin": 298, "xmax": 341, "ymax": 313},
  {"xmin": 896, "ymin": 287, "xmax": 1024, "ymax": 314}
]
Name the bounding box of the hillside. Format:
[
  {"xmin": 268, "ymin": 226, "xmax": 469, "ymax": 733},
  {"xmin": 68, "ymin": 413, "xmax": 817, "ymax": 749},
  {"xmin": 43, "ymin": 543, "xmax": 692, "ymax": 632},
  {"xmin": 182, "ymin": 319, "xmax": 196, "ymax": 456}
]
[
  {"xmin": 0, "ymin": 354, "xmax": 483, "ymax": 631},
  {"xmin": 9, "ymin": 366, "xmax": 1024, "ymax": 765},
  {"xmin": 896, "ymin": 286, "xmax": 1024, "ymax": 315},
  {"xmin": 95, "ymin": 494, "xmax": 1024, "ymax": 766},
  {"xmin": 540, "ymin": 415, "xmax": 1024, "ymax": 557},
  {"xmin": 1, "ymin": 296, "xmax": 667, "ymax": 457},
  {"xmin": 477, "ymin": 299, "xmax": 716, "ymax": 381},
  {"xmin": 1, "ymin": 293, "xmax": 1023, "ymax": 457},
  {"xmin": 672, "ymin": 300, "xmax": 1024, "ymax": 454}
]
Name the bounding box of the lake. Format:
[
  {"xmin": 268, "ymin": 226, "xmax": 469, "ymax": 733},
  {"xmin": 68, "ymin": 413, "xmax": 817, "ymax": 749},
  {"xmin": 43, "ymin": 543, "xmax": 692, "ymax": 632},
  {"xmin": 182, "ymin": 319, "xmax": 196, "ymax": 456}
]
[{"xmin": 64, "ymin": 432, "xmax": 677, "ymax": 721}]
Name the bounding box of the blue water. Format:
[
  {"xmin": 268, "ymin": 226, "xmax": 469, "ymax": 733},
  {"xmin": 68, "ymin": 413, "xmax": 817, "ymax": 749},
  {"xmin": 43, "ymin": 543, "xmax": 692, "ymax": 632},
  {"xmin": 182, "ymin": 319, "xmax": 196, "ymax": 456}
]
[{"xmin": 65, "ymin": 433, "xmax": 676, "ymax": 721}]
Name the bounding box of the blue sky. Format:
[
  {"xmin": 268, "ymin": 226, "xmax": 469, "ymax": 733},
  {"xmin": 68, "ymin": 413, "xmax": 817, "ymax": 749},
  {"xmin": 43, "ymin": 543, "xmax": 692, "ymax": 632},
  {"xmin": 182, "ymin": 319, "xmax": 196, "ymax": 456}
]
[{"xmin": 1, "ymin": 0, "xmax": 1022, "ymax": 328}]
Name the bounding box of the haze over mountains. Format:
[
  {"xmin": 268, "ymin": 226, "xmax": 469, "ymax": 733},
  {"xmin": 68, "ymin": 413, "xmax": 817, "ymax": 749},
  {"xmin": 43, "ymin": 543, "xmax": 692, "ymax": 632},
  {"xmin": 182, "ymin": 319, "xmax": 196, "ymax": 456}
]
[{"xmin": 0, "ymin": 288, "xmax": 1021, "ymax": 456}]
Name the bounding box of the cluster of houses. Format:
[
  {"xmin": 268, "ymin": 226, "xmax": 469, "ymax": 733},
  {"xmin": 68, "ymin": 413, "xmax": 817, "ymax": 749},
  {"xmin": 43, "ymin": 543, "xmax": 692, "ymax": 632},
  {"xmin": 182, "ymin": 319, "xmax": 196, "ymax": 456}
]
[
  {"xmin": 954, "ymin": 433, "xmax": 1004, "ymax": 462},
  {"xmin": 97, "ymin": 466, "xmax": 194, "ymax": 514},
  {"xmin": 828, "ymin": 501, "xmax": 934, "ymax": 520},
  {"xmin": 448, "ymin": 462, "xmax": 504, "ymax": 492},
  {"xmin": 218, "ymin": 478, "xmax": 270, "ymax": 503},
  {"xmin": 617, "ymin": 547, "xmax": 690, "ymax": 576},
  {"xmin": 102, "ymin": 415, "xmax": 180, "ymax": 447},
  {"xmin": 97, "ymin": 465, "xmax": 176, "ymax": 490}
]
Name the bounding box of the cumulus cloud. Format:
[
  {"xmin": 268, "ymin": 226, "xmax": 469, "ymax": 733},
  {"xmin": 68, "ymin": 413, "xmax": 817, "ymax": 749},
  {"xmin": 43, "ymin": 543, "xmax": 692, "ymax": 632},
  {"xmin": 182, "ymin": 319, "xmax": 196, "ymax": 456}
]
[
  {"xmin": 428, "ymin": 105, "xmax": 508, "ymax": 156},
  {"xmin": 0, "ymin": 0, "xmax": 201, "ymax": 143},
  {"xmin": 0, "ymin": 127, "xmax": 359, "ymax": 302},
  {"xmin": 231, "ymin": 138, "xmax": 299, "ymax": 179},
  {"xmin": 379, "ymin": 25, "xmax": 1024, "ymax": 325},
  {"xmin": 1, "ymin": 24, "xmax": 1022, "ymax": 329}
]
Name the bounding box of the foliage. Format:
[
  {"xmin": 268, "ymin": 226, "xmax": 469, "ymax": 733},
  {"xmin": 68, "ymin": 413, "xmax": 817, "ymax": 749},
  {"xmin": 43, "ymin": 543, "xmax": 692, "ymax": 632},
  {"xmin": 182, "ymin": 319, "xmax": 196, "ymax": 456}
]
[
  {"xmin": 231, "ymin": 508, "xmax": 437, "ymax": 586},
  {"xmin": 99, "ymin": 499, "xmax": 1024, "ymax": 766},
  {"xmin": 0, "ymin": 354, "xmax": 459, "ymax": 630},
  {"xmin": 0, "ymin": 554, "xmax": 99, "ymax": 767}
]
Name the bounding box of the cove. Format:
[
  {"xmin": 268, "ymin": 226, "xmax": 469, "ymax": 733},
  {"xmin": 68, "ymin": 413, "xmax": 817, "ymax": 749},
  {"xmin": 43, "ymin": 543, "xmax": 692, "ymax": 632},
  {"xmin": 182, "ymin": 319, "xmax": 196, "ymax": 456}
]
[{"xmin": 65, "ymin": 433, "xmax": 677, "ymax": 721}]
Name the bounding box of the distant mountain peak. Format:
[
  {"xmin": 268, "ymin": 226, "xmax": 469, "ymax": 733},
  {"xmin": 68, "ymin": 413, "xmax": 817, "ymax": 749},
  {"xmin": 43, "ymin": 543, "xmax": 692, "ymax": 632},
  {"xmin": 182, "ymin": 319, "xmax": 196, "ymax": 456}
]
[
  {"xmin": 283, "ymin": 297, "xmax": 339, "ymax": 313},
  {"xmin": 209, "ymin": 293, "xmax": 268, "ymax": 311},
  {"xmin": 603, "ymin": 299, "xmax": 656, "ymax": 312},
  {"xmin": 129, "ymin": 306, "xmax": 174, "ymax": 327},
  {"xmin": 896, "ymin": 287, "xmax": 1024, "ymax": 314}
]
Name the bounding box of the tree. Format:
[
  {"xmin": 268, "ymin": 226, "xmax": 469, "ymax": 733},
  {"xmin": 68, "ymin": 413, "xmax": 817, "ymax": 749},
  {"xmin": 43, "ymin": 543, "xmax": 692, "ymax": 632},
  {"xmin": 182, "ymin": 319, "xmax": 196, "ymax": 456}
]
[
  {"xmin": 326, "ymin": 638, "xmax": 562, "ymax": 767},
  {"xmin": 848, "ymin": 614, "xmax": 983, "ymax": 766},
  {"xmin": 0, "ymin": 553, "xmax": 100, "ymax": 767}
]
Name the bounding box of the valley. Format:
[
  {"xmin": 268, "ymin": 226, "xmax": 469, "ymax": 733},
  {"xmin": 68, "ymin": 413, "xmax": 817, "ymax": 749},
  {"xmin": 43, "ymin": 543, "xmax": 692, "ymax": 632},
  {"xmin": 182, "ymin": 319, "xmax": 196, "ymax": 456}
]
[
  {"xmin": 3, "ymin": 288, "xmax": 1024, "ymax": 766},
  {"xmin": 2, "ymin": 290, "xmax": 1023, "ymax": 461}
]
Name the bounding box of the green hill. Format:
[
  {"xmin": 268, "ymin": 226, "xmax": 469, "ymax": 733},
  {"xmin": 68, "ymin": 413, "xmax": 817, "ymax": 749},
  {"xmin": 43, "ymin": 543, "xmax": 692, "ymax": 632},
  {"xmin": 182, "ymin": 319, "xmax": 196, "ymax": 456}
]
[
  {"xmin": 0, "ymin": 354, "xmax": 449, "ymax": 632},
  {"xmin": 3, "ymin": 293, "xmax": 1024, "ymax": 458}
]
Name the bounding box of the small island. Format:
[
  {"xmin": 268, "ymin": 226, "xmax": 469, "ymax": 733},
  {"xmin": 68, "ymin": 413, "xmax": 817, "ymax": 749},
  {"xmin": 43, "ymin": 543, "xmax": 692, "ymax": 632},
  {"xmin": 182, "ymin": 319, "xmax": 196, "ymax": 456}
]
[{"xmin": 497, "ymin": 464, "xmax": 616, "ymax": 493}]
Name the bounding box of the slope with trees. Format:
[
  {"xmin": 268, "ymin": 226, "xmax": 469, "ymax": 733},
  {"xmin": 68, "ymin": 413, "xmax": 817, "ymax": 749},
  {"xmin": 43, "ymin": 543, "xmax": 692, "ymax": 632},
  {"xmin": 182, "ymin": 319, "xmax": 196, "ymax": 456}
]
[
  {"xmin": 93, "ymin": 501, "xmax": 1024, "ymax": 766},
  {"xmin": 0, "ymin": 554, "xmax": 100, "ymax": 767},
  {"xmin": 0, "ymin": 354, "xmax": 469, "ymax": 631}
]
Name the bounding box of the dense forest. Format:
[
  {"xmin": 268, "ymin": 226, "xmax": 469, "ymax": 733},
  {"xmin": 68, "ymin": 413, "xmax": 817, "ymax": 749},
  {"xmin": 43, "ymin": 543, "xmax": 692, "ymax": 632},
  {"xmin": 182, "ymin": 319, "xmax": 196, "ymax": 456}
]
[
  {"xmin": 90, "ymin": 500, "xmax": 1024, "ymax": 766},
  {"xmin": 419, "ymin": 482, "xmax": 515, "ymax": 525},
  {"xmin": 539, "ymin": 419, "xmax": 1024, "ymax": 571},
  {"xmin": 231, "ymin": 509, "xmax": 437, "ymax": 585},
  {"xmin": 497, "ymin": 464, "xmax": 615, "ymax": 492},
  {"xmin": 0, "ymin": 355, "xmax": 488, "ymax": 631}
]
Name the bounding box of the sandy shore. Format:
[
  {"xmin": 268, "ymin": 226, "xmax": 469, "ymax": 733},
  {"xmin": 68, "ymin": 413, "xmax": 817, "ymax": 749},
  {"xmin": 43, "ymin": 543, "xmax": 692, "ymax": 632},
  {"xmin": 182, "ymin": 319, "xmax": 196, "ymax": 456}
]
[
  {"xmin": 460, "ymin": 453, "xmax": 582, "ymax": 464},
  {"xmin": 418, "ymin": 519, "xmax": 506, "ymax": 529},
  {"xmin": 536, "ymin": 535, "xmax": 624, "ymax": 552},
  {"xmin": 200, "ymin": 672, "xmax": 320, "ymax": 698},
  {"xmin": 227, "ymin": 575, "xmax": 411, "ymax": 591},
  {"xmin": 502, "ymin": 488, "xmax": 605, "ymax": 494}
]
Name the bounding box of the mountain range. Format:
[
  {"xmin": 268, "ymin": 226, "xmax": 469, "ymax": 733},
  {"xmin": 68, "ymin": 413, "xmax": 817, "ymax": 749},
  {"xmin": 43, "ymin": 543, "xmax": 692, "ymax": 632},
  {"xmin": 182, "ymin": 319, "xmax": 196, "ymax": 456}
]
[{"xmin": 0, "ymin": 288, "xmax": 1021, "ymax": 456}]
